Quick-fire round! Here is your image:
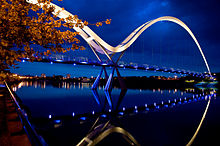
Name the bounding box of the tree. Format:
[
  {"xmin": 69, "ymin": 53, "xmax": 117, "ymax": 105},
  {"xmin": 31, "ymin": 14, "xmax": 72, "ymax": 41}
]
[{"xmin": 0, "ymin": 0, "xmax": 111, "ymax": 70}]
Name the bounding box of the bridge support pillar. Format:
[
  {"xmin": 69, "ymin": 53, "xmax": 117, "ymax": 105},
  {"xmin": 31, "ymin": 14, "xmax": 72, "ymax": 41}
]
[
  {"xmin": 92, "ymin": 66, "xmax": 109, "ymax": 90},
  {"xmin": 104, "ymin": 67, "xmax": 115, "ymax": 91}
]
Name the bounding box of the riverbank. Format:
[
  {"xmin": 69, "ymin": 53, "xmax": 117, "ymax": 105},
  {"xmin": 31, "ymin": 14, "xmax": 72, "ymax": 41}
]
[
  {"xmin": 0, "ymin": 83, "xmax": 31, "ymax": 146},
  {"xmin": 115, "ymin": 76, "xmax": 218, "ymax": 89},
  {"xmin": 5, "ymin": 76, "xmax": 218, "ymax": 95}
]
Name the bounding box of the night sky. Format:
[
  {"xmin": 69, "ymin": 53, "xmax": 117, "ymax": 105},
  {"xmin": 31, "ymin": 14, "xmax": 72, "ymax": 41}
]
[{"xmin": 52, "ymin": 0, "xmax": 220, "ymax": 73}]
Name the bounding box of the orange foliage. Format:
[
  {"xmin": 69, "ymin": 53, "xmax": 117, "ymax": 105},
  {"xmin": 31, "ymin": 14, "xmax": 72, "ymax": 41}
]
[{"xmin": 0, "ymin": 0, "xmax": 111, "ymax": 70}]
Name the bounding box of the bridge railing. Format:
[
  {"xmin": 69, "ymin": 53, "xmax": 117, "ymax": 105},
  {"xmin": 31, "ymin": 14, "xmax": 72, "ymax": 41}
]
[{"xmin": 4, "ymin": 81, "xmax": 47, "ymax": 146}]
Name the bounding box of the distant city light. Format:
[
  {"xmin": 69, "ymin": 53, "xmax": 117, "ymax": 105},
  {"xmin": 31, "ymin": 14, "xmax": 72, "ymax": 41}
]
[
  {"xmin": 55, "ymin": 59, "xmax": 63, "ymax": 62},
  {"xmin": 80, "ymin": 61, "xmax": 87, "ymax": 64}
]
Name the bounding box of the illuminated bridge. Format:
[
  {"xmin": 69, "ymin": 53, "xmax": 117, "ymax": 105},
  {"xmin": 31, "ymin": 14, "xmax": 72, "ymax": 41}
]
[
  {"xmin": 6, "ymin": 1, "xmax": 215, "ymax": 146},
  {"xmin": 26, "ymin": 0, "xmax": 212, "ymax": 90}
]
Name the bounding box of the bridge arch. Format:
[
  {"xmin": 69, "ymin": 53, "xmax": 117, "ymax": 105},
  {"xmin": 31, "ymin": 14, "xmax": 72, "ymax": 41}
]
[
  {"xmin": 26, "ymin": 0, "xmax": 211, "ymax": 75},
  {"xmin": 109, "ymin": 16, "xmax": 211, "ymax": 74}
]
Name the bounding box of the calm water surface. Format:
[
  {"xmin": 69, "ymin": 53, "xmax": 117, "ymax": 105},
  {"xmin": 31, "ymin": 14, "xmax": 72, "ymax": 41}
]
[
  {"xmin": 15, "ymin": 81, "xmax": 194, "ymax": 118},
  {"xmin": 14, "ymin": 81, "xmax": 220, "ymax": 146}
]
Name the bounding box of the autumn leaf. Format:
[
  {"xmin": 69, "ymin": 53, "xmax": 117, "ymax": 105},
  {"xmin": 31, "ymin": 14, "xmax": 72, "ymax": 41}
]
[
  {"xmin": 83, "ymin": 21, "xmax": 88, "ymax": 26},
  {"xmin": 0, "ymin": 0, "xmax": 111, "ymax": 70}
]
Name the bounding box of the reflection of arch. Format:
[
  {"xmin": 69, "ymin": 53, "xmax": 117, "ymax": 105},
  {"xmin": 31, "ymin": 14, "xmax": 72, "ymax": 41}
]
[
  {"xmin": 26, "ymin": 0, "xmax": 211, "ymax": 75},
  {"xmin": 77, "ymin": 123, "xmax": 140, "ymax": 146},
  {"xmin": 91, "ymin": 126, "xmax": 140, "ymax": 146},
  {"xmin": 186, "ymin": 97, "xmax": 211, "ymax": 146}
]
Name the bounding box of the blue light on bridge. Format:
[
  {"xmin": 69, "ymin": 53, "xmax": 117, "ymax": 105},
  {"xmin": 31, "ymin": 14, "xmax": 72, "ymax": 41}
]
[
  {"xmin": 119, "ymin": 112, "xmax": 124, "ymax": 116},
  {"xmin": 101, "ymin": 114, "xmax": 107, "ymax": 118},
  {"xmin": 119, "ymin": 64, "xmax": 124, "ymax": 67},
  {"xmin": 101, "ymin": 63, "xmax": 108, "ymax": 66},
  {"xmin": 54, "ymin": 120, "xmax": 61, "ymax": 124},
  {"xmin": 67, "ymin": 93, "xmax": 212, "ymax": 121},
  {"xmin": 80, "ymin": 117, "xmax": 86, "ymax": 120}
]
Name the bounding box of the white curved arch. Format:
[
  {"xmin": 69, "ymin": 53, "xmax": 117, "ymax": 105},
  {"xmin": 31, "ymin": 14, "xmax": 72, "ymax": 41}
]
[
  {"xmin": 83, "ymin": 16, "xmax": 211, "ymax": 74},
  {"xmin": 26, "ymin": 0, "xmax": 211, "ymax": 75}
]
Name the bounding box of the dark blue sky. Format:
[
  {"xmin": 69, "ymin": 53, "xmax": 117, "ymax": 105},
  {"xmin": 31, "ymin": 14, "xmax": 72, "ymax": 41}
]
[{"xmin": 53, "ymin": 0, "xmax": 220, "ymax": 73}]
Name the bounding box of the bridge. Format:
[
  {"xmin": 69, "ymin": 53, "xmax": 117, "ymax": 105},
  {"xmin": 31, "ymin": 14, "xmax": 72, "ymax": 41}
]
[
  {"xmin": 2, "ymin": 1, "xmax": 215, "ymax": 145},
  {"xmin": 26, "ymin": 0, "xmax": 212, "ymax": 91}
]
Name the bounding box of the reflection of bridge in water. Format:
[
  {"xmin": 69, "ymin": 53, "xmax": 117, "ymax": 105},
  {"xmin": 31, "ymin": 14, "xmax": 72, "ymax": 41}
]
[
  {"xmin": 11, "ymin": 80, "xmax": 216, "ymax": 145},
  {"xmin": 24, "ymin": 1, "xmax": 215, "ymax": 145},
  {"xmin": 13, "ymin": 80, "xmax": 215, "ymax": 118}
]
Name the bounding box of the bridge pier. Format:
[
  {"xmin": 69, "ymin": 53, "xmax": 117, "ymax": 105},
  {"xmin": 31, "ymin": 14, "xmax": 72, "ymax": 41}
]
[{"xmin": 90, "ymin": 43, "xmax": 127, "ymax": 91}]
